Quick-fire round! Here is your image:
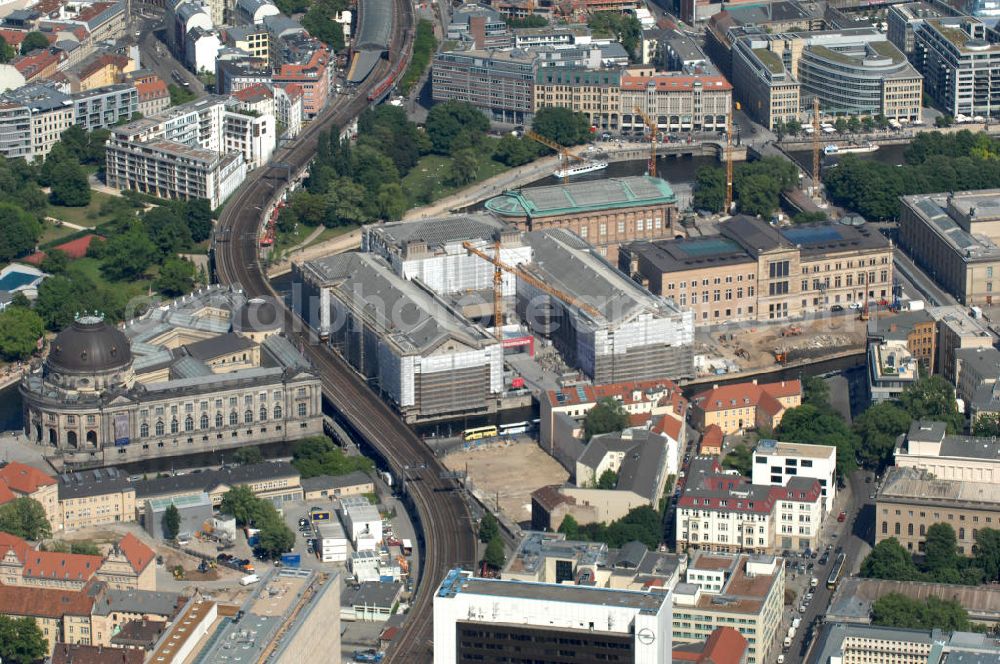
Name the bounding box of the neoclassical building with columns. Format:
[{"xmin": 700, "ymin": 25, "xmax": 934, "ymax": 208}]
[{"xmin": 20, "ymin": 286, "xmax": 322, "ymax": 466}]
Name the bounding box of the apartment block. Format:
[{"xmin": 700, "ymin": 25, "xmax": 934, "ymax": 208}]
[
  {"xmin": 808, "ymin": 623, "xmax": 1000, "ymax": 664},
  {"xmin": 732, "ymin": 28, "xmax": 921, "ymax": 130},
  {"xmin": 867, "ymin": 335, "xmax": 920, "ymax": 402},
  {"xmin": 930, "ymin": 304, "xmax": 995, "ymax": 382},
  {"xmin": 868, "ymin": 309, "xmax": 938, "ymax": 373},
  {"xmin": 271, "ymin": 38, "xmax": 331, "ymax": 118},
  {"xmin": 876, "ymin": 465, "xmax": 1000, "ymax": 554},
  {"xmin": 70, "ymin": 82, "xmax": 137, "ymax": 131},
  {"xmin": 0, "ymin": 461, "xmax": 59, "ymax": 531},
  {"xmin": 689, "ymin": 379, "xmax": 801, "ymax": 434},
  {"xmin": 751, "ymin": 439, "xmax": 837, "ymax": 512},
  {"xmin": 433, "ymin": 568, "xmax": 673, "ymax": 664},
  {"xmin": 432, "ymin": 48, "xmax": 536, "ymax": 124},
  {"xmin": 887, "ymin": 2, "xmax": 958, "ymax": 58},
  {"xmin": 955, "ymin": 346, "xmax": 1000, "ymax": 423},
  {"xmin": 533, "ymin": 67, "xmax": 621, "ymax": 131},
  {"xmin": 673, "ymin": 552, "xmax": 784, "ymax": 664},
  {"xmin": 914, "ymin": 17, "xmax": 1000, "ymax": 120},
  {"xmin": 618, "ymin": 71, "xmax": 732, "ymax": 134},
  {"xmin": 620, "ymin": 216, "xmax": 894, "ymax": 325}
]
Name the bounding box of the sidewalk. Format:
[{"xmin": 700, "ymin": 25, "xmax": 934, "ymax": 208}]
[{"xmin": 266, "ymin": 228, "xmax": 362, "ymax": 277}]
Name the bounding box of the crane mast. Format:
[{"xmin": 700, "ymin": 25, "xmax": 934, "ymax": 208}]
[
  {"xmin": 813, "ymin": 97, "xmax": 821, "ymax": 196},
  {"xmin": 633, "ymin": 107, "xmax": 658, "ymax": 178}
]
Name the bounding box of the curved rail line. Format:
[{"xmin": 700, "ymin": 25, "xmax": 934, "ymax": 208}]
[{"xmin": 213, "ymin": 2, "xmax": 476, "ymax": 660}]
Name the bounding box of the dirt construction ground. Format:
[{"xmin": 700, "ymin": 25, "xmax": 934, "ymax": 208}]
[{"xmin": 443, "ymin": 441, "xmax": 568, "ymax": 527}]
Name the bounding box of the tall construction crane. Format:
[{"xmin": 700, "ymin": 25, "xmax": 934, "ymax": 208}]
[
  {"xmin": 724, "ymin": 113, "xmax": 734, "ymax": 213},
  {"xmin": 812, "ymin": 97, "xmax": 821, "ymax": 196},
  {"xmin": 462, "ymin": 241, "xmax": 603, "ymax": 323},
  {"xmin": 524, "ymin": 129, "xmax": 584, "ymax": 182},
  {"xmin": 633, "ymin": 107, "xmax": 658, "ymax": 178}
]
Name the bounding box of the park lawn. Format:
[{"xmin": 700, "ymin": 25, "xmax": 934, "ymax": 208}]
[
  {"xmin": 401, "ymin": 153, "xmax": 509, "ymax": 206},
  {"xmin": 39, "ymin": 219, "xmax": 82, "ymax": 244},
  {"xmin": 68, "ymin": 257, "xmax": 152, "ymax": 296},
  {"xmin": 46, "ymin": 191, "xmax": 120, "ymax": 228}
]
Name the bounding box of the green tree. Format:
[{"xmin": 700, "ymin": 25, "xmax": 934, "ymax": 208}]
[
  {"xmin": 48, "ymin": 160, "xmax": 91, "ymax": 207},
  {"xmin": 291, "ymin": 435, "xmax": 375, "ymax": 478},
  {"xmin": 692, "ymin": 165, "xmax": 726, "ymax": 213},
  {"xmin": 973, "ymin": 413, "xmax": 1000, "ymax": 437},
  {"xmin": 924, "ymin": 522, "xmax": 960, "ymax": 576},
  {"xmin": 531, "ymin": 106, "xmax": 592, "ymax": 147},
  {"xmin": 0, "ymin": 307, "xmax": 44, "ymax": 361},
  {"xmin": 935, "ymin": 115, "xmax": 955, "ymax": 128},
  {"xmin": 168, "ymin": 84, "xmax": 196, "ymax": 106},
  {"xmin": 219, "ymin": 486, "xmax": 263, "ymax": 526},
  {"xmin": 70, "ymin": 540, "xmax": 100, "ymax": 555},
  {"xmin": 257, "ymin": 519, "xmax": 295, "ymax": 558},
  {"xmin": 102, "ymin": 224, "xmax": 158, "ymax": 280},
  {"xmin": 587, "ymin": 12, "xmax": 642, "ymax": 61},
  {"xmin": 399, "ymin": 19, "xmax": 437, "ymax": 95},
  {"xmin": 785, "ymin": 119, "xmax": 802, "ymax": 135},
  {"xmin": 40, "ymin": 248, "xmax": 70, "ymax": 275},
  {"xmin": 155, "ymin": 257, "xmax": 197, "ymax": 297},
  {"xmin": 233, "ymin": 446, "xmax": 264, "ymax": 466},
  {"xmin": 493, "ymin": 135, "xmax": 539, "ymax": 167},
  {"xmin": 0, "ymin": 615, "xmax": 48, "ymax": 664},
  {"xmin": 425, "ymin": 100, "xmax": 489, "ymax": 154},
  {"xmin": 860, "ymin": 538, "xmax": 919, "ymax": 581},
  {"xmin": 596, "ymin": 469, "xmax": 618, "ymax": 490},
  {"xmin": 853, "ymin": 401, "xmax": 911, "ymax": 470},
  {"xmin": 899, "ymin": 376, "xmax": 964, "ymax": 433},
  {"xmin": 583, "ymin": 398, "xmax": 629, "ymax": 441},
  {"xmin": 558, "ymin": 514, "xmax": 580, "ymax": 539},
  {"xmin": 146, "ymin": 206, "xmax": 193, "ymax": 255},
  {"xmin": 802, "ymin": 375, "xmax": 830, "ymax": 408},
  {"xmin": 0, "ymin": 34, "xmax": 15, "ymax": 63},
  {"xmin": 872, "ymin": 593, "xmax": 970, "ymax": 631},
  {"xmin": 0, "ymin": 497, "xmax": 52, "ymax": 540},
  {"xmin": 484, "ymin": 534, "xmax": 505, "ymax": 570},
  {"xmin": 974, "ymin": 528, "xmax": 1000, "ymax": 583},
  {"xmin": 448, "ymin": 148, "xmax": 479, "ymax": 186},
  {"xmin": 834, "ymin": 117, "xmax": 848, "ymax": 133},
  {"xmin": 847, "ymin": 116, "xmax": 861, "ymax": 133},
  {"xmin": 0, "ymin": 202, "xmax": 41, "ymax": 262},
  {"xmin": 479, "ymin": 511, "xmax": 500, "ymax": 544},
  {"xmin": 184, "ymin": 199, "xmax": 214, "ymax": 242},
  {"xmin": 776, "ymin": 404, "xmax": 858, "ymax": 480},
  {"xmin": 20, "ymin": 31, "xmax": 49, "ymax": 55},
  {"xmin": 301, "ymin": 0, "xmax": 346, "ymax": 50},
  {"xmin": 722, "ymin": 444, "xmax": 752, "ymax": 476},
  {"xmin": 164, "ymin": 503, "xmax": 181, "ymax": 539}
]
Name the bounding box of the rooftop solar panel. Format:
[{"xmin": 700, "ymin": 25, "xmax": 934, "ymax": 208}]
[{"xmin": 781, "ymin": 226, "xmax": 844, "ymax": 245}]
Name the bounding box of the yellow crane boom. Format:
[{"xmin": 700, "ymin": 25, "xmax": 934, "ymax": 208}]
[
  {"xmin": 523, "ymin": 129, "xmax": 586, "ymax": 182},
  {"xmin": 462, "ymin": 241, "xmax": 603, "ymax": 319},
  {"xmin": 633, "ymin": 107, "xmax": 657, "ymax": 178}
]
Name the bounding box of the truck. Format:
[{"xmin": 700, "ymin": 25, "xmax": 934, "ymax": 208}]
[{"xmin": 240, "ymin": 574, "xmax": 260, "ymax": 586}]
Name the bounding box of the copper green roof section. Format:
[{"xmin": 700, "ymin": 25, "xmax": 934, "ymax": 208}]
[
  {"xmin": 534, "ymin": 67, "xmax": 621, "ymax": 86},
  {"xmin": 485, "ymin": 176, "xmax": 676, "ymax": 219}
]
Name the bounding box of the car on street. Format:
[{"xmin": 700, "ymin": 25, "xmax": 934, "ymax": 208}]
[
  {"xmin": 831, "ymin": 304, "xmax": 844, "ymax": 312},
  {"xmin": 848, "ymin": 302, "xmax": 863, "ymax": 310},
  {"xmin": 837, "ymin": 511, "xmax": 847, "ymax": 522}
]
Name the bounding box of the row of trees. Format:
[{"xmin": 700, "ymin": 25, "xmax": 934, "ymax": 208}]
[
  {"xmin": 558, "ymin": 505, "xmax": 664, "ymax": 550},
  {"xmin": 301, "ymin": 0, "xmax": 347, "ymax": 51},
  {"xmin": 872, "ymin": 593, "xmax": 972, "ymax": 631},
  {"xmin": 862, "ymin": 525, "xmax": 1000, "ymax": 586},
  {"xmin": 219, "ymin": 486, "xmax": 295, "ymax": 558},
  {"xmin": 692, "ymin": 157, "xmax": 799, "ymax": 217},
  {"xmin": 400, "ymin": 19, "xmax": 436, "ymax": 95},
  {"xmin": 824, "ymin": 131, "xmax": 1000, "ymax": 220},
  {"xmin": 773, "ymin": 114, "xmax": 896, "ymax": 139},
  {"xmin": 479, "ymin": 512, "xmax": 505, "ymax": 571},
  {"xmin": 290, "ymin": 435, "xmax": 375, "ymax": 479}
]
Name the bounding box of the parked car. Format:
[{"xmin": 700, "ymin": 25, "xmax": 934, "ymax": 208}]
[
  {"xmin": 837, "ymin": 511, "xmax": 847, "ymax": 522},
  {"xmin": 848, "ymin": 302, "xmax": 863, "ymax": 310},
  {"xmin": 831, "ymin": 304, "xmax": 844, "ymax": 312}
]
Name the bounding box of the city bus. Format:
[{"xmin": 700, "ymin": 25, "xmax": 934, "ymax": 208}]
[
  {"xmin": 827, "ymin": 553, "xmax": 847, "ymax": 589},
  {"xmin": 463, "ymin": 426, "xmax": 499, "ymax": 442}
]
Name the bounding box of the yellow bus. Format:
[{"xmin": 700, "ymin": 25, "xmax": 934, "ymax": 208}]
[{"xmin": 463, "ymin": 426, "xmax": 499, "ymax": 442}]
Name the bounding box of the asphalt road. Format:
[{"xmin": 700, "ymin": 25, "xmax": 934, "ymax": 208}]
[
  {"xmin": 893, "ymin": 247, "xmax": 957, "ymax": 307},
  {"xmin": 136, "ymin": 8, "xmax": 206, "ymax": 94}
]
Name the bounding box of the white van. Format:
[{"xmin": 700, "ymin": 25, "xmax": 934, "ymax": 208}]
[{"xmin": 240, "ymin": 574, "xmax": 260, "ymax": 586}]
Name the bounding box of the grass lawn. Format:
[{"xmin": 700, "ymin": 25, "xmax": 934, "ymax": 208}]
[
  {"xmin": 67, "ymin": 257, "xmax": 151, "ymax": 296},
  {"xmin": 46, "ymin": 191, "xmax": 120, "ymax": 228},
  {"xmin": 401, "ymin": 153, "xmax": 510, "ymax": 206},
  {"xmin": 272, "ymin": 223, "xmax": 357, "ymax": 257}
]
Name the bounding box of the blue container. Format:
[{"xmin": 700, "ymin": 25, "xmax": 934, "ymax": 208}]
[{"xmin": 281, "ymin": 553, "xmax": 301, "ymax": 568}]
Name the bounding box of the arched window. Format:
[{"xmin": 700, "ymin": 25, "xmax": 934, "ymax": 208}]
[
  {"xmin": 185, "ymin": 416, "xmax": 194, "ymax": 432},
  {"xmin": 274, "ymin": 405, "xmax": 282, "ymax": 419},
  {"xmin": 170, "ymin": 419, "xmax": 179, "ymax": 434},
  {"xmin": 960, "ymin": 527, "xmax": 966, "ymax": 540},
  {"xmin": 894, "ymin": 523, "xmax": 901, "ymax": 535},
  {"xmin": 200, "ymin": 414, "xmax": 209, "ymax": 429},
  {"xmin": 140, "ymin": 422, "xmax": 149, "ymax": 438},
  {"xmin": 907, "ymin": 523, "xmax": 914, "ymax": 536},
  {"xmin": 259, "ymin": 407, "xmax": 267, "ymax": 421},
  {"xmin": 229, "ymin": 411, "xmax": 238, "ymax": 426},
  {"xmin": 920, "ymin": 524, "xmax": 926, "ymax": 536},
  {"xmin": 216, "ymin": 413, "xmax": 224, "ymax": 428},
  {"xmin": 882, "ymin": 522, "xmax": 888, "ymax": 535},
  {"xmin": 297, "ymin": 403, "xmax": 307, "ymax": 417},
  {"xmin": 155, "ymin": 420, "xmax": 165, "ymax": 436},
  {"xmin": 244, "ymin": 410, "xmax": 253, "ymax": 424}
]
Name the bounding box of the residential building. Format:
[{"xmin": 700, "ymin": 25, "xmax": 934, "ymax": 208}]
[
  {"xmin": 539, "ymin": 378, "xmax": 687, "ymax": 456},
  {"xmin": 135, "ymin": 79, "xmax": 170, "ymax": 117},
  {"xmin": 51, "ymin": 644, "xmax": 143, "ymax": 664},
  {"xmin": 878, "ymin": 466, "xmax": 1000, "ymax": 555},
  {"xmin": 929, "ymin": 304, "xmax": 995, "ymax": 382},
  {"xmin": 446, "ymin": 4, "xmax": 512, "ymax": 49},
  {"xmin": 224, "ymin": 25, "xmax": 270, "ymax": 60},
  {"xmin": 808, "ymin": 622, "xmax": 1000, "ymax": 664},
  {"xmin": 533, "ymin": 67, "xmax": 622, "ymax": 131},
  {"xmin": 0, "ymin": 581, "xmax": 100, "ymax": 654},
  {"xmin": 271, "ymin": 41, "xmax": 330, "ymax": 118},
  {"xmin": 895, "ymin": 420, "xmax": 1000, "ymax": 483},
  {"xmin": 672, "ymin": 552, "xmax": 784, "ymax": 664},
  {"xmin": 955, "ymin": 346, "xmax": 1000, "ymax": 423},
  {"xmin": 233, "ymin": 0, "xmax": 280, "ymax": 26},
  {"xmin": 751, "ymin": 439, "xmax": 837, "ymax": 512},
  {"xmin": 689, "ymin": 379, "xmax": 802, "ymax": 434},
  {"xmin": 868, "ymin": 309, "xmax": 938, "ymax": 373},
  {"xmin": 620, "ymin": 216, "xmax": 894, "ymax": 324},
  {"xmin": 57, "ymin": 466, "xmax": 137, "ymax": 531},
  {"xmin": 0, "ymin": 81, "xmax": 74, "ymax": 160},
  {"xmin": 70, "ymin": 83, "xmax": 137, "ymax": 131},
  {"xmin": 673, "ymin": 627, "xmax": 748, "ymax": 664},
  {"xmin": 887, "ymin": 2, "xmax": 957, "ymax": 58},
  {"xmin": 216, "ymin": 58, "xmax": 270, "ymax": 94},
  {"xmin": 618, "ymin": 71, "xmax": 732, "ymax": 134},
  {"xmin": 19, "ymin": 288, "xmax": 322, "ymax": 465},
  {"xmin": 295, "ymin": 252, "xmax": 503, "ymax": 423},
  {"xmin": 513, "ymin": 24, "xmax": 592, "ymax": 50},
  {"xmin": 899, "ymin": 190, "xmax": 1000, "ymax": 306},
  {"xmin": 516, "ymin": 229, "xmax": 695, "ymax": 383},
  {"xmin": 676, "ymin": 458, "xmax": 824, "ymax": 554},
  {"xmin": 867, "ymin": 335, "xmax": 920, "ymax": 402},
  {"xmin": 0, "ymin": 461, "xmax": 59, "ymax": 530},
  {"xmin": 273, "ymin": 83, "xmax": 302, "ymax": 136},
  {"xmin": 185, "ymin": 27, "xmax": 223, "ymax": 75},
  {"xmin": 914, "ymin": 17, "xmax": 1000, "ymax": 120},
  {"xmin": 731, "ymin": 28, "xmax": 922, "ymax": 130},
  {"xmin": 698, "ymin": 425, "xmax": 723, "ymax": 457},
  {"xmin": 222, "ymin": 95, "xmax": 275, "ymax": 168},
  {"xmin": 63, "ymin": 53, "xmax": 134, "ymax": 93},
  {"xmin": 432, "ymin": 48, "xmax": 536, "ymax": 123},
  {"xmin": 433, "ymin": 568, "xmax": 673, "ymax": 664},
  {"xmin": 485, "ymin": 176, "xmax": 680, "ymax": 264}
]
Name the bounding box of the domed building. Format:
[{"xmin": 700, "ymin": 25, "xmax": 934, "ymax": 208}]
[{"xmin": 20, "ymin": 287, "xmax": 322, "ymax": 465}]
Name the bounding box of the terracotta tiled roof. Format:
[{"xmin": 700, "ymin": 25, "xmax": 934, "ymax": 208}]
[
  {"xmin": 0, "ymin": 580, "xmax": 98, "ymax": 618},
  {"xmin": 0, "ymin": 532, "xmax": 32, "ymax": 561},
  {"xmin": 232, "ymin": 82, "xmax": 273, "ymax": 102},
  {"xmin": 0, "ymin": 29, "xmax": 27, "ymax": 46},
  {"xmin": 620, "ymin": 73, "xmax": 732, "ymax": 92},
  {"xmin": 692, "ymin": 380, "xmax": 801, "ymax": 413},
  {"xmin": 23, "ymin": 549, "xmax": 103, "ymax": 582},
  {"xmin": 135, "ymin": 79, "xmax": 168, "ymax": 100},
  {"xmin": 0, "ymin": 483, "xmax": 16, "ymax": 504},
  {"xmin": 0, "ymin": 462, "xmax": 56, "ymax": 494},
  {"xmin": 118, "ymin": 533, "xmax": 154, "ymax": 574},
  {"xmin": 673, "ymin": 626, "xmax": 748, "ymax": 663},
  {"xmin": 652, "ymin": 413, "xmax": 683, "ymax": 441},
  {"xmin": 699, "ymin": 424, "xmax": 724, "ymax": 454}
]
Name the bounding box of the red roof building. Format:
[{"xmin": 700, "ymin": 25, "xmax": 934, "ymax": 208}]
[
  {"xmin": 699, "ymin": 424, "xmax": 724, "ymax": 456},
  {"xmin": 673, "ymin": 626, "xmax": 749, "ymax": 664},
  {"xmin": 690, "ymin": 379, "xmax": 802, "ymax": 434},
  {"xmin": 0, "ymin": 461, "xmax": 55, "ymax": 495}
]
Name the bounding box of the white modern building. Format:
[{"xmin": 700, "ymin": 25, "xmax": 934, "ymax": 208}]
[
  {"xmin": 185, "ymin": 27, "xmax": 223, "ymax": 75},
  {"xmin": 914, "ymin": 17, "xmax": 1000, "ymax": 121},
  {"xmin": 867, "ymin": 336, "xmax": 920, "ymax": 403},
  {"xmin": 349, "ymin": 549, "xmax": 382, "ymax": 583},
  {"xmin": 314, "ymin": 520, "xmax": 348, "ymax": 563},
  {"xmin": 340, "ymin": 496, "xmax": 383, "ymax": 546},
  {"xmin": 433, "ymin": 568, "xmax": 673, "ymax": 664},
  {"xmin": 234, "ymin": 0, "xmax": 280, "ymax": 25},
  {"xmin": 752, "ymin": 439, "xmax": 837, "ymax": 512},
  {"xmin": 895, "ymin": 420, "xmax": 1000, "ymax": 483}
]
